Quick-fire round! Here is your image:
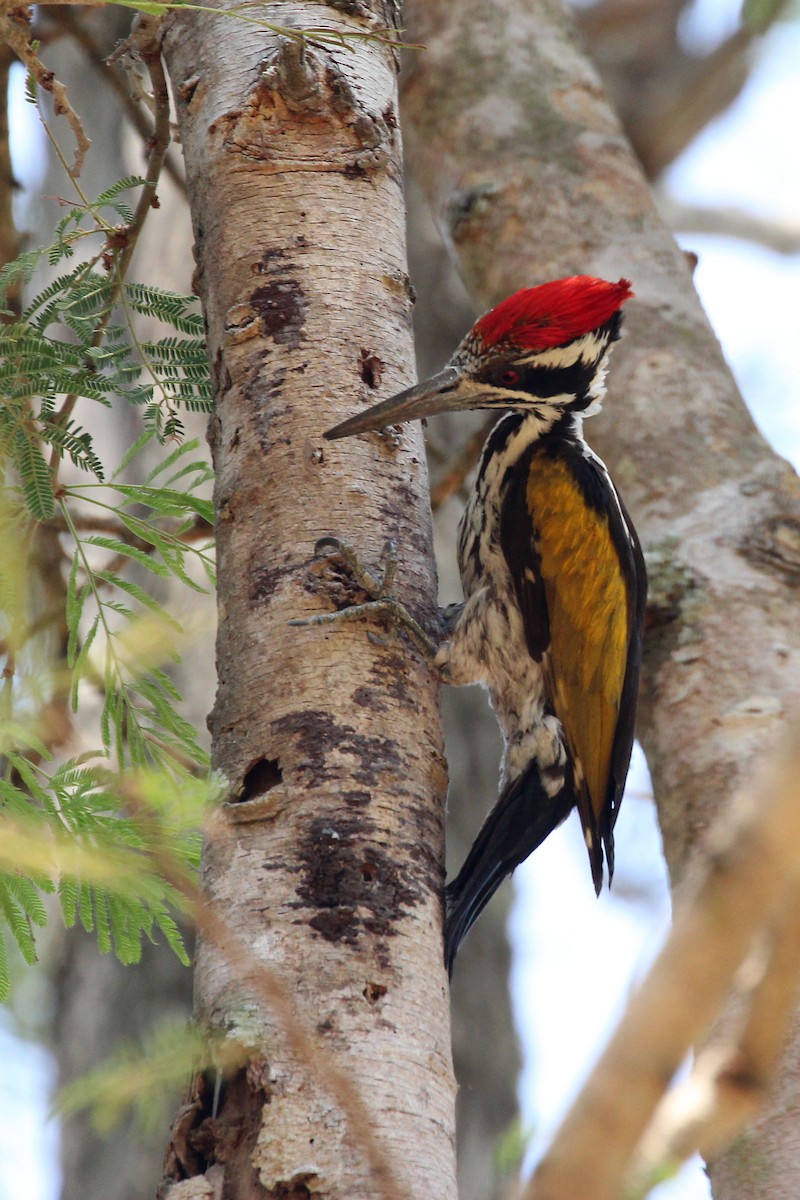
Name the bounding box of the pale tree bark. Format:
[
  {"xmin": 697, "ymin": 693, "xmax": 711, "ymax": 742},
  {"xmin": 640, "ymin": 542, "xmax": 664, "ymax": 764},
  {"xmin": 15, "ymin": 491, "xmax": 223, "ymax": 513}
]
[
  {"xmin": 159, "ymin": 4, "xmax": 456, "ymax": 1197},
  {"xmin": 401, "ymin": 0, "xmax": 800, "ymax": 1196}
]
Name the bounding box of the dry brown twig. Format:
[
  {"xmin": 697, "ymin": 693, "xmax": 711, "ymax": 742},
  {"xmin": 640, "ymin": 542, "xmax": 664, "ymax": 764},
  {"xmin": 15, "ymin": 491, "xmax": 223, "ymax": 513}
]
[
  {"xmin": 1, "ymin": 4, "xmax": 91, "ymax": 176},
  {"xmin": 523, "ymin": 721, "xmax": 800, "ymax": 1200},
  {"xmin": 39, "ymin": 6, "xmax": 187, "ymax": 192}
]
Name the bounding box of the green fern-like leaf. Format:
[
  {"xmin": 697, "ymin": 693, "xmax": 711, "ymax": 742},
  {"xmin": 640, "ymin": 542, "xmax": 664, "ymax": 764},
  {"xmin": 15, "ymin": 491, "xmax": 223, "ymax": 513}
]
[
  {"xmin": 13, "ymin": 431, "xmax": 54, "ymax": 519},
  {"xmin": 125, "ymin": 283, "xmax": 205, "ymax": 335},
  {"xmin": 58, "ymin": 1022, "xmax": 243, "ymax": 1136},
  {"xmin": 0, "ymin": 878, "xmax": 41, "ymax": 965},
  {"xmin": 0, "ymin": 247, "xmax": 46, "ymax": 314},
  {"xmin": 94, "ymin": 176, "xmax": 147, "ymax": 208},
  {"xmin": 0, "ymin": 178, "xmax": 219, "ymax": 987},
  {"xmin": 0, "ymin": 931, "xmax": 9, "ymax": 1002},
  {"xmin": 59, "ymin": 877, "xmax": 79, "ymax": 928},
  {"xmin": 41, "ymin": 422, "xmax": 105, "ymax": 478},
  {"xmin": 86, "ymin": 536, "xmax": 171, "ymax": 578}
]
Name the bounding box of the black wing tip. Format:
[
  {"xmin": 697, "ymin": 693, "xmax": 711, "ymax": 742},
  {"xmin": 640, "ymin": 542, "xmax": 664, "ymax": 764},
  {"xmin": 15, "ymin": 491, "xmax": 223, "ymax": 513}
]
[
  {"xmin": 585, "ymin": 822, "xmax": 615, "ymax": 896},
  {"xmin": 444, "ymin": 872, "xmax": 499, "ymax": 979},
  {"xmin": 443, "ymin": 769, "xmax": 576, "ymax": 975}
]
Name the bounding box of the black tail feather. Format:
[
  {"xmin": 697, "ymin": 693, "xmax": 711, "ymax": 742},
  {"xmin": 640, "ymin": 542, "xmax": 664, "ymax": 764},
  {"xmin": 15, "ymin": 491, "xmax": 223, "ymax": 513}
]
[{"xmin": 444, "ymin": 765, "xmax": 575, "ymax": 976}]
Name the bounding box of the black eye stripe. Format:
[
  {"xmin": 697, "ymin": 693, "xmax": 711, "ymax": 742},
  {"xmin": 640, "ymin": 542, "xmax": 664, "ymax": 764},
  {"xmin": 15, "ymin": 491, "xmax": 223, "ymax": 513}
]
[{"xmin": 481, "ymin": 360, "xmax": 597, "ymax": 398}]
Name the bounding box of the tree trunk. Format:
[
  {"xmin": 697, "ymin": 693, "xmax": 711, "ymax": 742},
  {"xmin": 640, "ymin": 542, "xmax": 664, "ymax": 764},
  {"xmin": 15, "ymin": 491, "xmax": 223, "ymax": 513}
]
[
  {"xmin": 160, "ymin": 4, "xmax": 456, "ymax": 1197},
  {"xmin": 401, "ymin": 0, "xmax": 800, "ymax": 1195}
]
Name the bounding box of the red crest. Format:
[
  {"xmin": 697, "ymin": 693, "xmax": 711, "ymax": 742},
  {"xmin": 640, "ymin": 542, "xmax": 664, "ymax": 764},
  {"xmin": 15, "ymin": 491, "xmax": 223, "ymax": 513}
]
[{"xmin": 474, "ymin": 276, "xmax": 634, "ymax": 352}]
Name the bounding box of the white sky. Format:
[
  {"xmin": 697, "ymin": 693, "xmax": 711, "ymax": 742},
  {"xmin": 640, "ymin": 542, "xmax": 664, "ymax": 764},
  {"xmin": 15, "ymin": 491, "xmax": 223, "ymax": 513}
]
[{"xmin": 4, "ymin": 6, "xmax": 800, "ymax": 1200}]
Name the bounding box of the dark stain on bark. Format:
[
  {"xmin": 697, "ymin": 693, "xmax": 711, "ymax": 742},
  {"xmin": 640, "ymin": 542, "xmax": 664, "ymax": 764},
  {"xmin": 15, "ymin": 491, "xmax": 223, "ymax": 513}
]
[
  {"xmin": 326, "ymin": 0, "xmax": 374, "ymax": 16},
  {"xmin": 272, "ymin": 709, "xmax": 403, "ymax": 787},
  {"xmin": 296, "ymin": 813, "xmax": 425, "ymax": 944},
  {"xmin": 247, "ymin": 367, "xmax": 289, "ymax": 454},
  {"xmin": 211, "ymin": 346, "xmax": 232, "ymax": 397},
  {"xmin": 368, "ymin": 648, "xmax": 420, "ymax": 707},
  {"xmin": 253, "ymin": 246, "xmax": 288, "ymax": 274},
  {"xmin": 352, "ymin": 685, "xmax": 388, "ymax": 711},
  {"xmin": 404, "ymin": 799, "xmax": 446, "ymax": 898},
  {"xmin": 250, "ymin": 560, "xmax": 294, "ymax": 607},
  {"xmin": 342, "ymin": 790, "xmax": 372, "ymax": 808},
  {"xmin": 250, "ymin": 277, "xmax": 307, "ymax": 347}
]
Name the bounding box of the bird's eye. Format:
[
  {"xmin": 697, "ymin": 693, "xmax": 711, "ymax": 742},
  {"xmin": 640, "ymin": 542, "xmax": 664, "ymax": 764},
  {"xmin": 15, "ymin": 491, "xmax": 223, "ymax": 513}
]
[{"xmin": 498, "ymin": 369, "xmax": 519, "ymax": 386}]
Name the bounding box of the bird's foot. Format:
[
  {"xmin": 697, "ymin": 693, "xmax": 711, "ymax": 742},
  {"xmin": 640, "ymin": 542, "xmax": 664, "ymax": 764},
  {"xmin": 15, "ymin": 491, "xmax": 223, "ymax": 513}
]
[{"xmin": 290, "ymin": 537, "xmax": 441, "ymax": 662}]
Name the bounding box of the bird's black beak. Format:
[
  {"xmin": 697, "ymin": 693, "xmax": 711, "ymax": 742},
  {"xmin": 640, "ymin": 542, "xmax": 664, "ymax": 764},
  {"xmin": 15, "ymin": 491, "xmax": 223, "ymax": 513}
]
[{"xmin": 324, "ymin": 366, "xmax": 471, "ymax": 440}]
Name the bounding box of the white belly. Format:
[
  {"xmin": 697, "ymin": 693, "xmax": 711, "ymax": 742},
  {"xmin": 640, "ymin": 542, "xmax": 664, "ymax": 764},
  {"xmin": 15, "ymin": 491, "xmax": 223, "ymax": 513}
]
[{"xmin": 436, "ymin": 496, "xmax": 565, "ymax": 791}]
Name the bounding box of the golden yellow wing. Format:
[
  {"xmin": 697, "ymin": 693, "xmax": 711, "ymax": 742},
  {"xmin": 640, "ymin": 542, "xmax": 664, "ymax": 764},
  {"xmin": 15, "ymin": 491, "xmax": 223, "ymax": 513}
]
[{"xmin": 501, "ymin": 438, "xmax": 646, "ymax": 889}]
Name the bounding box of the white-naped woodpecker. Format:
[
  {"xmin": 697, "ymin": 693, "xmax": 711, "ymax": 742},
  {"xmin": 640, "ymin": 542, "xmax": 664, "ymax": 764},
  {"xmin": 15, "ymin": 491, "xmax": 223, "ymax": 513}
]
[{"xmin": 321, "ymin": 276, "xmax": 647, "ymax": 975}]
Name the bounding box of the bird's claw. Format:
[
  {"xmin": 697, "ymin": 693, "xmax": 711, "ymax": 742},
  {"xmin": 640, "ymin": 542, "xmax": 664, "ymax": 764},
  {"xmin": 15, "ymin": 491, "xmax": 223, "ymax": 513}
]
[{"xmin": 291, "ymin": 537, "xmax": 440, "ymax": 662}]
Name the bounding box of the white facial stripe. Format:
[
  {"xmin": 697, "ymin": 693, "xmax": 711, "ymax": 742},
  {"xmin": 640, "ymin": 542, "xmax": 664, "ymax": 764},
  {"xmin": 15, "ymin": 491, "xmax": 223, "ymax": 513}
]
[
  {"xmin": 473, "ymin": 383, "xmax": 576, "ymax": 409},
  {"xmin": 516, "ymin": 331, "xmax": 609, "ymax": 371}
]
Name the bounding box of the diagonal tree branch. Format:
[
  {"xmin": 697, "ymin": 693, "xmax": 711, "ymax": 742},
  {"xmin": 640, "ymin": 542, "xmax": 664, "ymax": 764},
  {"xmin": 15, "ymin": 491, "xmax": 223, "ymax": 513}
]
[{"xmin": 524, "ymin": 721, "xmax": 800, "ymax": 1200}]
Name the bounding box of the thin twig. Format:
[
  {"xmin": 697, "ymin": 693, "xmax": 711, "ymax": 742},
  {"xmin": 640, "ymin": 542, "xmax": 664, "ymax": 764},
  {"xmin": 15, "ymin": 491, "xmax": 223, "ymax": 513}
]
[
  {"xmin": 48, "ymin": 13, "xmax": 172, "ymax": 478},
  {"xmin": 38, "ymin": 6, "xmax": 186, "ymax": 192},
  {"xmin": 1, "ymin": 6, "xmax": 91, "ymax": 177}
]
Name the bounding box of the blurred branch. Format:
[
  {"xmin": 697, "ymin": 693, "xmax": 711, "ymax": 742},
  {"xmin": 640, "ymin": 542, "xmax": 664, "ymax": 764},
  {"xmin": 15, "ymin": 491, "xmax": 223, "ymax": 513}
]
[
  {"xmin": 631, "ymin": 888, "xmax": 800, "ymax": 1189},
  {"xmin": 641, "ymin": 25, "xmax": 762, "ymax": 178},
  {"xmin": 524, "ymin": 721, "xmax": 800, "ymax": 1200},
  {"xmin": 577, "ymin": 0, "xmax": 789, "ymax": 178},
  {"xmin": 0, "ymin": 43, "xmax": 23, "ymax": 318},
  {"xmin": 659, "ymin": 193, "xmax": 800, "ymax": 255},
  {"xmin": 43, "ymin": 510, "xmax": 213, "ymax": 545},
  {"xmin": 39, "ymin": 5, "xmax": 186, "ymax": 193}
]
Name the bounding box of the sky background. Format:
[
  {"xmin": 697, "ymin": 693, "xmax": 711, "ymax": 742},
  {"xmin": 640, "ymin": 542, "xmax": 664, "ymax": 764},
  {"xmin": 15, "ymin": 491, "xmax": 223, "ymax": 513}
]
[{"xmin": 3, "ymin": 2, "xmax": 800, "ymax": 1197}]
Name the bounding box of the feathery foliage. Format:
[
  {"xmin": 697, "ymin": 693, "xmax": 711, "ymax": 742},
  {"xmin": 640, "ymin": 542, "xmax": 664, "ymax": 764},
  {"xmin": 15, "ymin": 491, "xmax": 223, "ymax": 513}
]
[
  {"xmin": 0, "ymin": 174, "xmax": 217, "ymax": 998},
  {"xmin": 59, "ymin": 1019, "xmax": 249, "ymax": 1135}
]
